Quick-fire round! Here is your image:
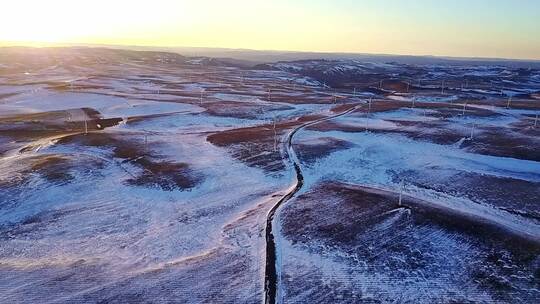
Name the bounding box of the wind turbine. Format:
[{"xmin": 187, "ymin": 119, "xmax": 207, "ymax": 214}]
[
  {"xmin": 273, "ymin": 117, "xmax": 278, "ymax": 152},
  {"xmin": 144, "ymin": 131, "xmax": 148, "ymax": 151},
  {"xmin": 363, "ymin": 97, "xmax": 372, "ymax": 132},
  {"xmin": 469, "ymin": 124, "xmax": 476, "ymax": 140},
  {"xmin": 441, "ymin": 80, "xmax": 445, "ymax": 94},
  {"xmin": 398, "ymin": 179, "xmax": 404, "ymax": 207}
]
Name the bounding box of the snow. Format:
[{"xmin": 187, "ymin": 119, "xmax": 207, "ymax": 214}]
[
  {"xmin": 373, "ymin": 108, "xmax": 439, "ymax": 122},
  {"xmin": 388, "ymin": 94, "xmax": 459, "ymax": 103},
  {"xmin": 1, "ymin": 48, "xmax": 539, "ymax": 303},
  {"xmin": 295, "ymin": 130, "xmax": 540, "ymax": 236},
  {"xmin": 0, "ymin": 91, "xmax": 204, "ymax": 118}
]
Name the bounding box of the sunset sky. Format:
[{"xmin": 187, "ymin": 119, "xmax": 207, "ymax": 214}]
[{"xmin": 1, "ymin": 0, "xmax": 539, "ymax": 60}]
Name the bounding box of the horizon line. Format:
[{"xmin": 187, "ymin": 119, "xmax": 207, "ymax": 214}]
[{"xmin": 2, "ymin": 41, "xmax": 540, "ymax": 63}]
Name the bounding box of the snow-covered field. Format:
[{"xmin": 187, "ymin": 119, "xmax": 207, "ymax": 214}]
[{"xmin": 0, "ymin": 47, "xmax": 539, "ymax": 303}]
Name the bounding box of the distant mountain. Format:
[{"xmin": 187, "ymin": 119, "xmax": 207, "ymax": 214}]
[{"xmin": 3, "ymin": 43, "xmax": 539, "ymax": 68}]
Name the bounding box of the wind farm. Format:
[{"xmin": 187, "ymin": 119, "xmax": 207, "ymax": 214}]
[{"xmin": 1, "ymin": 1, "xmax": 539, "ymax": 303}]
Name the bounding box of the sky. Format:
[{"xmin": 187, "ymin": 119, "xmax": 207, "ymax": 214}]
[{"xmin": 0, "ymin": 0, "xmax": 539, "ymax": 60}]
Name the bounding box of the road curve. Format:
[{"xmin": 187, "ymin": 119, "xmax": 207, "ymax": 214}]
[{"xmin": 264, "ymin": 104, "xmax": 361, "ymax": 304}]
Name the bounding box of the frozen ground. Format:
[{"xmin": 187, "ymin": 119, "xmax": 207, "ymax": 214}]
[{"xmin": 0, "ymin": 47, "xmax": 539, "ymax": 303}]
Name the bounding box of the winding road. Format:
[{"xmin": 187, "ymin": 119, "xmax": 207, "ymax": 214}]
[{"xmin": 264, "ymin": 104, "xmax": 361, "ymax": 304}]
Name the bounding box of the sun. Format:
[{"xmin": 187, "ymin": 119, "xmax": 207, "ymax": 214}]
[
  {"xmin": 0, "ymin": 0, "xmax": 161, "ymax": 45},
  {"xmin": 0, "ymin": 0, "xmax": 194, "ymax": 47},
  {"xmin": 0, "ymin": 1, "xmax": 92, "ymax": 43}
]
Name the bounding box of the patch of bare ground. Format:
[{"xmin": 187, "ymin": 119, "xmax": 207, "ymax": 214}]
[
  {"xmin": 381, "ymin": 80, "xmax": 410, "ymax": 93},
  {"xmin": 279, "ymin": 182, "xmax": 540, "ymax": 303},
  {"xmin": 202, "ymin": 100, "xmax": 293, "ymax": 119},
  {"xmin": 307, "ymin": 117, "xmax": 466, "ymax": 145},
  {"xmin": 395, "ymin": 170, "xmax": 540, "ymax": 221},
  {"xmin": 0, "ymin": 136, "xmax": 12, "ymax": 155},
  {"xmin": 260, "ymin": 90, "xmax": 346, "ymax": 105},
  {"xmin": 460, "ymin": 126, "xmax": 540, "ymax": 161},
  {"xmin": 330, "ymin": 103, "xmax": 357, "ymax": 114},
  {"xmin": 511, "ymin": 115, "xmax": 540, "ymax": 135},
  {"xmin": 27, "ymin": 155, "xmax": 75, "ymax": 184},
  {"xmin": 424, "ymin": 103, "xmax": 497, "ymax": 118},
  {"xmin": 357, "ymin": 99, "xmax": 408, "ymax": 113},
  {"xmin": 469, "ymin": 97, "xmax": 540, "ymax": 110},
  {"xmin": 48, "ymin": 83, "xmax": 113, "ymax": 91},
  {"xmin": 0, "ymin": 154, "xmax": 106, "ymax": 213},
  {"xmin": 0, "ymin": 92, "xmax": 18, "ymax": 100},
  {"xmin": 294, "ymin": 137, "xmax": 354, "ymax": 165},
  {"xmin": 283, "ymin": 182, "xmax": 539, "ymax": 246},
  {"xmin": 124, "ymin": 112, "xmax": 182, "ymax": 125},
  {"xmin": 56, "ymin": 133, "xmax": 202, "ymax": 191},
  {"xmin": 0, "ymin": 108, "xmax": 122, "ymax": 142},
  {"xmin": 370, "ymin": 100, "xmax": 497, "ymax": 115},
  {"xmin": 126, "ymin": 158, "xmax": 199, "ymax": 191},
  {"xmin": 348, "ymin": 99, "xmax": 497, "ymax": 116},
  {"xmin": 0, "ymin": 154, "xmax": 100, "ymax": 189},
  {"xmin": 207, "ymin": 114, "xmax": 325, "ymax": 173}
]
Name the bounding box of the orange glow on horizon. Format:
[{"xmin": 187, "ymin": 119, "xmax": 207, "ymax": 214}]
[{"xmin": 1, "ymin": 0, "xmax": 539, "ymax": 60}]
